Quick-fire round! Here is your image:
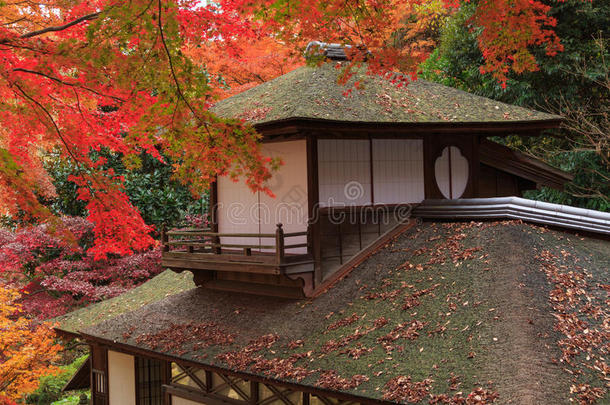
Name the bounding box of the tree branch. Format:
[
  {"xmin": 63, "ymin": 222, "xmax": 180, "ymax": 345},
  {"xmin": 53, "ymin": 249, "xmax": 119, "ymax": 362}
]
[
  {"xmin": 19, "ymin": 11, "xmax": 100, "ymax": 39},
  {"xmin": 12, "ymin": 68, "xmax": 125, "ymax": 102}
]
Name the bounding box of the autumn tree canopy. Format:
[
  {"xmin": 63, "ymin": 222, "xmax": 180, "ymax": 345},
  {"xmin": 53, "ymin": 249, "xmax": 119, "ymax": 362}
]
[
  {"xmin": 0, "ymin": 0, "xmax": 568, "ymax": 256},
  {"xmin": 0, "ymin": 286, "xmax": 61, "ymax": 402}
]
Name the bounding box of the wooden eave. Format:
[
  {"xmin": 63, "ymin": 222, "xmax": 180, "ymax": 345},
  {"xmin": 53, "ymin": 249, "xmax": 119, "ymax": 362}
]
[
  {"xmin": 253, "ymin": 117, "xmax": 563, "ymax": 139},
  {"xmin": 479, "ymin": 139, "xmax": 573, "ymax": 190},
  {"xmin": 79, "ymin": 332, "xmax": 395, "ymax": 405}
]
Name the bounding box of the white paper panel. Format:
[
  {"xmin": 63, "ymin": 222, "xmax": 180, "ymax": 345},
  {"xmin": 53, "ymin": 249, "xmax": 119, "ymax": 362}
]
[
  {"xmin": 372, "ymin": 139, "xmax": 424, "ymax": 204},
  {"xmin": 217, "ymin": 141, "xmax": 308, "ymax": 252},
  {"xmin": 108, "ymin": 351, "xmax": 135, "ymax": 405},
  {"xmin": 217, "ymin": 173, "xmax": 260, "ymax": 248},
  {"xmin": 259, "ymin": 141, "xmax": 308, "ymax": 253},
  {"xmin": 318, "ymin": 139, "xmax": 371, "ymax": 207}
]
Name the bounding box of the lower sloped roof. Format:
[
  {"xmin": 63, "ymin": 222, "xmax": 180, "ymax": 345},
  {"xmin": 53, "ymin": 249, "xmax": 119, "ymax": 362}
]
[
  {"xmin": 80, "ymin": 222, "xmax": 609, "ymax": 404},
  {"xmin": 53, "ymin": 269, "xmax": 193, "ymax": 336}
]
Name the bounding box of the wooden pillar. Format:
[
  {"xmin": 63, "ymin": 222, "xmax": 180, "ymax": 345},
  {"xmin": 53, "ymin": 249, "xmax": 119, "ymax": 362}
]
[
  {"xmin": 275, "ymin": 223, "xmax": 285, "ymax": 264},
  {"xmin": 210, "ymin": 178, "xmax": 221, "ymax": 254},
  {"xmin": 250, "ymin": 381, "xmax": 259, "ymax": 405},
  {"xmin": 306, "ymin": 134, "xmax": 322, "ymax": 286}
]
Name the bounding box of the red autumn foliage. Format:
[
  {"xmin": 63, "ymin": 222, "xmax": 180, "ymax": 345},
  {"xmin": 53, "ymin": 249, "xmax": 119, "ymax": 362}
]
[
  {"xmin": 0, "ymin": 0, "xmax": 579, "ymax": 256},
  {"xmin": 0, "ymin": 216, "xmax": 162, "ymax": 319}
]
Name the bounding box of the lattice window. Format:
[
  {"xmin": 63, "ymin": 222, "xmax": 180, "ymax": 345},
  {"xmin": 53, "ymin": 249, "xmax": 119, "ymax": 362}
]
[
  {"xmin": 92, "ymin": 368, "xmax": 108, "ymax": 405},
  {"xmin": 136, "ymin": 357, "xmax": 163, "ymax": 405},
  {"xmin": 210, "ymin": 372, "xmax": 251, "ymax": 402},
  {"xmin": 171, "ymin": 363, "xmax": 209, "ymax": 391},
  {"xmin": 169, "ymin": 362, "xmax": 362, "ymax": 405},
  {"xmin": 259, "ymin": 383, "xmax": 303, "ymax": 405}
]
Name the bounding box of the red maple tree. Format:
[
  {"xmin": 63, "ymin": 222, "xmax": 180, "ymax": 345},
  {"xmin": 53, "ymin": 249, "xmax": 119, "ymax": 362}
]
[{"xmin": 0, "ymin": 0, "xmax": 568, "ymax": 256}]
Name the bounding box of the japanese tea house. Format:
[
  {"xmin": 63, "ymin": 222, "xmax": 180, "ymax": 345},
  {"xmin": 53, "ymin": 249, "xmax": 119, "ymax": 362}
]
[
  {"xmin": 53, "ymin": 45, "xmax": 610, "ymax": 405},
  {"xmin": 158, "ymin": 47, "xmax": 570, "ymax": 299}
]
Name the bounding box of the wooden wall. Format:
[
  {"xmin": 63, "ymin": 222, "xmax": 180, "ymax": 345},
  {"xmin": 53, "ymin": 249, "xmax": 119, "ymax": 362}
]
[{"xmin": 478, "ymin": 163, "xmax": 536, "ymax": 197}]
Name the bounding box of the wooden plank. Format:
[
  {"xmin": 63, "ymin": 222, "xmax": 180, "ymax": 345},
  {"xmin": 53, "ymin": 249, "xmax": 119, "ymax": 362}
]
[
  {"xmin": 161, "ymin": 258, "xmax": 282, "ymax": 275},
  {"xmin": 167, "ymin": 242, "xmax": 276, "ymax": 250},
  {"xmin": 283, "ymin": 231, "xmax": 309, "ymax": 237},
  {"xmin": 168, "ymin": 231, "xmax": 276, "ymax": 238},
  {"xmin": 204, "ymin": 280, "xmax": 306, "ymax": 299},
  {"xmin": 162, "ymin": 251, "xmax": 276, "ymax": 264},
  {"xmin": 284, "ymin": 243, "xmax": 308, "ymax": 249}
]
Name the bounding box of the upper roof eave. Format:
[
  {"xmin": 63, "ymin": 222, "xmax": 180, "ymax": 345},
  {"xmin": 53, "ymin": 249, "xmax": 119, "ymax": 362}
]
[{"xmin": 252, "ymin": 116, "xmax": 563, "ymax": 137}]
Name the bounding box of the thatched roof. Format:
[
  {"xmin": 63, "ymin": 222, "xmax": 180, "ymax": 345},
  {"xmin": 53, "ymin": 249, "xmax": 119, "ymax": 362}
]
[
  {"xmin": 211, "ymin": 63, "xmax": 561, "ymax": 127},
  {"xmin": 53, "ymin": 270, "xmax": 193, "ymax": 337},
  {"xmin": 75, "ymin": 221, "xmax": 608, "ymax": 403}
]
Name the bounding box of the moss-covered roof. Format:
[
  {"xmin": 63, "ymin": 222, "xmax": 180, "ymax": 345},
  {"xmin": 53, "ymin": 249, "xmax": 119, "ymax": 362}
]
[
  {"xmin": 79, "ymin": 222, "xmax": 609, "ymax": 403},
  {"xmin": 53, "ymin": 270, "xmax": 193, "ymax": 336},
  {"xmin": 210, "ymin": 63, "xmax": 561, "ymax": 126}
]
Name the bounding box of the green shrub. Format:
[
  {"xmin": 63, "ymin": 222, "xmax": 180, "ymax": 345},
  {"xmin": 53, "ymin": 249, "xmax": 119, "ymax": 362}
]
[{"xmin": 25, "ymin": 355, "xmax": 89, "ymax": 405}]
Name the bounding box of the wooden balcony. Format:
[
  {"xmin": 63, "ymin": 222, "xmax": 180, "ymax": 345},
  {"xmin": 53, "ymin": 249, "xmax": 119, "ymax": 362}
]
[{"xmin": 161, "ymin": 224, "xmax": 315, "ymax": 298}]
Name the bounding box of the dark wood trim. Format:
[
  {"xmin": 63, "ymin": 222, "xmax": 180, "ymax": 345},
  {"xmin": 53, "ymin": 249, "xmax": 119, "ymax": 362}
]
[
  {"xmin": 318, "ymin": 203, "xmax": 415, "ymax": 214},
  {"xmin": 81, "ymin": 337, "xmax": 395, "ymax": 405},
  {"xmin": 249, "ymin": 381, "xmax": 259, "ymax": 405},
  {"xmin": 90, "ymin": 344, "xmax": 109, "ymax": 405},
  {"xmin": 165, "ymin": 383, "xmax": 245, "ymax": 405},
  {"xmin": 63, "ymin": 356, "xmax": 91, "ymax": 392},
  {"xmin": 447, "ymin": 146, "xmax": 448, "ymax": 200},
  {"xmin": 306, "ymin": 134, "xmax": 322, "ymax": 287},
  {"xmin": 254, "ymin": 117, "xmax": 562, "ymax": 138},
  {"xmin": 210, "ymin": 177, "xmax": 220, "ymax": 254},
  {"xmin": 471, "ymin": 135, "xmax": 480, "ymax": 197},
  {"xmin": 369, "ymin": 135, "xmax": 375, "ymax": 205},
  {"xmin": 163, "ymin": 360, "xmax": 172, "ymax": 405},
  {"xmin": 134, "ymin": 357, "xmax": 140, "ymax": 405}
]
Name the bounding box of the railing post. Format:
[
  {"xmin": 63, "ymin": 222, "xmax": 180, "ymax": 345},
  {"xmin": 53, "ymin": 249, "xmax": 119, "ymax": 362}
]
[
  {"xmin": 275, "ymin": 223, "xmax": 285, "ymax": 264},
  {"xmin": 161, "ymin": 225, "xmax": 169, "ymax": 252},
  {"xmin": 212, "ymin": 233, "xmax": 221, "ymax": 254},
  {"xmin": 306, "ymin": 223, "xmax": 312, "ymax": 254}
]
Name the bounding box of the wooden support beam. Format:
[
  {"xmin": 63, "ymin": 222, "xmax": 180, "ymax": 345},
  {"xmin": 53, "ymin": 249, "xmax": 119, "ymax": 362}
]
[{"xmin": 306, "ymin": 135, "xmax": 322, "ymax": 287}]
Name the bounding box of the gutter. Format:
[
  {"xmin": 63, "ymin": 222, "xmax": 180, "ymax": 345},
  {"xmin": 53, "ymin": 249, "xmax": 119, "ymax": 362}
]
[{"xmin": 414, "ymin": 197, "xmax": 610, "ymax": 236}]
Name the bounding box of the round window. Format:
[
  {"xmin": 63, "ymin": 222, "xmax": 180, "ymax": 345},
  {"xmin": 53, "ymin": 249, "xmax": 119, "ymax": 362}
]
[{"xmin": 434, "ymin": 146, "xmax": 469, "ymax": 199}]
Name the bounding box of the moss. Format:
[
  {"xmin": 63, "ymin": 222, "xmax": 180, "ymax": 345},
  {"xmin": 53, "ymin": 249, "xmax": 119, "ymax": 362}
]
[
  {"xmin": 80, "ymin": 223, "xmax": 608, "ymax": 403},
  {"xmin": 211, "ymin": 63, "xmax": 560, "ymax": 125},
  {"xmin": 53, "ymin": 270, "xmax": 193, "ymax": 335}
]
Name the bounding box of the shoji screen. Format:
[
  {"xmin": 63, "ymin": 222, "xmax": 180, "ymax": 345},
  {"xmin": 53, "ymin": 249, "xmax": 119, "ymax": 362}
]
[
  {"xmin": 259, "ymin": 140, "xmax": 308, "ymax": 253},
  {"xmin": 217, "ymin": 140, "xmax": 308, "ymax": 252},
  {"xmin": 318, "ymin": 139, "xmax": 372, "ymax": 207},
  {"xmin": 372, "ymin": 139, "xmax": 425, "ymax": 204}
]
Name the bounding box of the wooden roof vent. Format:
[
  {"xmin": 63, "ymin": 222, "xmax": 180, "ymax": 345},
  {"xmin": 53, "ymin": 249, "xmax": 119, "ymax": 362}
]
[{"xmin": 305, "ymin": 41, "xmax": 351, "ymax": 61}]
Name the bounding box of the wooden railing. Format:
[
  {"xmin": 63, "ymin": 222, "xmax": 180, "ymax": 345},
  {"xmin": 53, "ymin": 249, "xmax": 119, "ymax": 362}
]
[{"xmin": 161, "ymin": 223, "xmax": 310, "ymax": 264}]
